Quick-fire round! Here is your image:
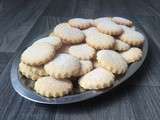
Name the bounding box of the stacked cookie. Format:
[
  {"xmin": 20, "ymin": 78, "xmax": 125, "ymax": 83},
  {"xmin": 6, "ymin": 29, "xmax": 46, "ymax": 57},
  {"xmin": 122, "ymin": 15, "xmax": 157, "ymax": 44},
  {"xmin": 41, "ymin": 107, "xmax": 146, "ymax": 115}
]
[{"xmin": 19, "ymin": 17, "xmax": 144, "ymax": 98}]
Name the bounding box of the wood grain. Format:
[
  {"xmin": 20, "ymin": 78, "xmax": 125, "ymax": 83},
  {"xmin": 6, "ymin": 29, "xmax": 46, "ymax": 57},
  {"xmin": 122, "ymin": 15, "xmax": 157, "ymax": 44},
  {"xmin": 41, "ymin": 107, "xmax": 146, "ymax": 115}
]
[
  {"xmin": 0, "ymin": 0, "xmax": 160, "ymax": 119},
  {"xmin": 0, "ymin": 52, "xmax": 13, "ymax": 73},
  {"xmin": 0, "ymin": 0, "xmax": 51, "ymax": 52}
]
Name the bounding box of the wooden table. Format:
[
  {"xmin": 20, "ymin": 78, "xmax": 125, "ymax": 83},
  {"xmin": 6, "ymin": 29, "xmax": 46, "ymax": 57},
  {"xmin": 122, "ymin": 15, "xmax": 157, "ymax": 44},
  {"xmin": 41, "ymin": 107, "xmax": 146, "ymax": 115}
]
[{"xmin": 0, "ymin": 0, "xmax": 160, "ymax": 119}]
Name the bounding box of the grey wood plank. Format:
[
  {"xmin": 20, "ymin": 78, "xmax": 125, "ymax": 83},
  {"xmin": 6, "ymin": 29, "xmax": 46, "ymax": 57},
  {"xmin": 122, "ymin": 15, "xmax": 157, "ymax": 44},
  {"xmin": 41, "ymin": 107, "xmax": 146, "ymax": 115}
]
[
  {"xmin": 0, "ymin": 52, "xmax": 13, "ymax": 73},
  {"xmin": 0, "ymin": 1, "xmax": 160, "ymax": 118},
  {"xmin": 0, "ymin": 0, "xmax": 25, "ymax": 16},
  {"xmin": 43, "ymin": 0, "xmax": 130, "ymax": 17},
  {"xmin": 126, "ymin": 86, "xmax": 160, "ymax": 120},
  {"xmin": 142, "ymin": 0, "xmax": 160, "ymax": 16},
  {"xmin": 124, "ymin": 0, "xmax": 160, "ymax": 16},
  {"xmin": 43, "ymin": 0, "xmax": 160, "ymax": 18},
  {"xmin": 0, "ymin": 0, "xmax": 51, "ymax": 52},
  {"xmin": 15, "ymin": 16, "xmax": 56, "ymax": 51},
  {"xmin": 54, "ymin": 89, "xmax": 135, "ymax": 120}
]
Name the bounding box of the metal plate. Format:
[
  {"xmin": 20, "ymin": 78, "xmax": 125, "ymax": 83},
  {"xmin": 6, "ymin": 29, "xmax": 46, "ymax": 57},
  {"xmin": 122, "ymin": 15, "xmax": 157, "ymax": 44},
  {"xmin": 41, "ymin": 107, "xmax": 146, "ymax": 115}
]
[{"xmin": 10, "ymin": 29, "xmax": 148, "ymax": 104}]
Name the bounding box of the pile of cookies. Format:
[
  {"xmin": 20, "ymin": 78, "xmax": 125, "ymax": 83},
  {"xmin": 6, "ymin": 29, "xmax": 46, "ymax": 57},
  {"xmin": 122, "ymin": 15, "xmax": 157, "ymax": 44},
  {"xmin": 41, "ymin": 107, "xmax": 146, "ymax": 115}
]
[{"xmin": 19, "ymin": 17, "xmax": 144, "ymax": 98}]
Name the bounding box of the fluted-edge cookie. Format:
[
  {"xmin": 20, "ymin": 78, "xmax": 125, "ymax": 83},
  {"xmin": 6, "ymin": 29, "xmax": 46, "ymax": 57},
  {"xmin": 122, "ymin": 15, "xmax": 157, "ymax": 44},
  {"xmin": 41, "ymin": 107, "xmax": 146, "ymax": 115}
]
[
  {"xmin": 121, "ymin": 47, "xmax": 143, "ymax": 63},
  {"xmin": 112, "ymin": 17, "xmax": 133, "ymax": 27},
  {"xmin": 94, "ymin": 17, "xmax": 112, "ymax": 26},
  {"xmin": 54, "ymin": 23, "xmax": 85, "ymax": 44},
  {"xmin": 21, "ymin": 43, "xmax": 55, "ymax": 66},
  {"xmin": 82, "ymin": 27, "xmax": 98, "ymax": 36},
  {"xmin": 119, "ymin": 30, "xmax": 144, "ymax": 46},
  {"xmin": 68, "ymin": 18, "xmax": 93, "ymax": 29},
  {"xmin": 19, "ymin": 62, "xmax": 48, "ymax": 80},
  {"xmin": 34, "ymin": 76, "xmax": 73, "ymax": 97},
  {"xmin": 97, "ymin": 50, "xmax": 128, "ymax": 74},
  {"xmin": 86, "ymin": 31, "xmax": 115, "ymax": 50},
  {"xmin": 33, "ymin": 36, "xmax": 62, "ymax": 50},
  {"xmin": 44, "ymin": 53, "xmax": 80, "ymax": 79},
  {"xmin": 79, "ymin": 68, "xmax": 115, "ymax": 90},
  {"xmin": 68, "ymin": 44, "xmax": 96, "ymax": 60},
  {"xmin": 114, "ymin": 40, "xmax": 130, "ymax": 52},
  {"xmin": 74, "ymin": 60, "xmax": 93, "ymax": 76},
  {"xmin": 97, "ymin": 20, "xmax": 123, "ymax": 36}
]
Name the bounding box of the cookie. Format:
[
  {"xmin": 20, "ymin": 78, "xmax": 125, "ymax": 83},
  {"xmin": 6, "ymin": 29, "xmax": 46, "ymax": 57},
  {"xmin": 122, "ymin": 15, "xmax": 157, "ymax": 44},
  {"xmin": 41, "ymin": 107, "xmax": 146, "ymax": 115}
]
[
  {"xmin": 68, "ymin": 44, "xmax": 96, "ymax": 60},
  {"xmin": 54, "ymin": 23, "xmax": 85, "ymax": 44},
  {"xmin": 94, "ymin": 17, "xmax": 112, "ymax": 26},
  {"xmin": 79, "ymin": 68, "xmax": 115, "ymax": 90},
  {"xmin": 112, "ymin": 17, "xmax": 133, "ymax": 27},
  {"xmin": 21, "ymin": 43, "xmax": 55, "ymax": 66},
  {"xmin": 114, "ymin": 40, "xmax": 130, "ymax": 52},
  {"xmin": 97, "ymin": 20, "xmax": 123, "ymax": 36},
  {"xmin": 75, "ymin": 60, "xmax": 93, "ymax": 76},
  {"xmin": 121, "ymin": 47, "xmax": 143, "ymax": 63},
  {"xmin": 97, "ymin": 50, "xmax": 128, "ymax": 74},
  {"xmin": 68, "ymin": 18, "xmax": 92, "ymax": 29},
  {"xmin": 82, "ymin": 27, "xmax": 98, "ymax": 36},
  {"xmin": 33, "ymin": 36, "xmax": 62, "ymax": 50},
  {"xmin": 86, "ymin": 31, "xmax": 115, "ymax": 50},
  {"xmin": 44, "ymin": 53, "xmax": 80, "ymax": 79},
  {"xmin": 34, "ymin": 76, "xmax": 73, "ymax": 97},
  {"xmin": 119, "ymin": 30, "xmax": 144, "ymax": 46},
  {"xmin": 19, "ymin": 62, "xmax": 48, "ymax": 80}
]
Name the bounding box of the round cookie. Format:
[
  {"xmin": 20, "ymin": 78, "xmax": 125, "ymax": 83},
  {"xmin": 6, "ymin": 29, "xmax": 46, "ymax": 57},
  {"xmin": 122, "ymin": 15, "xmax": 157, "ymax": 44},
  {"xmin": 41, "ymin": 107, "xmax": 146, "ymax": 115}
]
[
  {"xmin": 114, "ymin": 40, "xmax": 130, "ymax": 52},
  {"xmin": 94, "ymin": 17, "xmax": 112, "ymax": 26},
  {"xmin": 82, "ymin": 27, "xmax": 98, "ymax": 36},
  {"xmin": 34, "ymin": 76, "xmax": 73, "ymax": 97},
  {"xmin": 75, "ymin": 60, "xmax": 93, "ymax": 76},
  {"xmin": 19, "ymin": 62, "xmax": 48, "ymax": 80},
  {"xmin": 68, "ymin": 18, "xmax": 92, "ymax": 29},
  {"xmin": 54, "ymin": 23, "xmax": 85, "ymax": 44},
  {"xmin": 68, "ymin": 44, "xmax": 96, "ymax": 60},
  {"xmin": 121, "ymin": 47, "xmax": 143, "ymax": 63},
  {"xmin": 33, "ymin": 36, "xmax": 62, "ymax": 50},
  {"xmin": 97, "ymin": 21, "xmax": 123, "ymax": 36},
  {"xmin": 97, "ymin": 50, "xmax": 128, "ymax": 74},
  {"xmin": 119, "ymin": 30, "xmax": 144, "ymax": 46},
  {"xmin": 79, "ymin": 68, "xmax": 115, "ymax": 90},
  {"xmin": 21, "ymin": 43, "xmax": 55, "ymax": 66},
  {"xmin": 44, "ymin": 53, "xmax": 80, "ymax": 79},
  {"xmin": 86, "ymin": 31, "xmax": 115, "ymax": 50},
  {"xmin": 112, "ymin": 17, "xmax": 133, "ymax": 27}
]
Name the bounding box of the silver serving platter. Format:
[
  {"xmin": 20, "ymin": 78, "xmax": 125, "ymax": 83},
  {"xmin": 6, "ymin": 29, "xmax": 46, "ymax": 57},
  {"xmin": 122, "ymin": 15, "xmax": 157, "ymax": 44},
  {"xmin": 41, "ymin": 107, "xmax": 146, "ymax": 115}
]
[{"xmin": 10, "ymin": 29, "xmax": 148, "ymax": 104}]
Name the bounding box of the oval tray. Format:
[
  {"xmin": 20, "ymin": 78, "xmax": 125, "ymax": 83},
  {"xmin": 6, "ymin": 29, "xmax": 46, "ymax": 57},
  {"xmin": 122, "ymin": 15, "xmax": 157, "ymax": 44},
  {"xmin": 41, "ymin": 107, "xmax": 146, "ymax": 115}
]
[{"xmin": 10, "ymin": 30, "xmax": 148, "ymax": 104}]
